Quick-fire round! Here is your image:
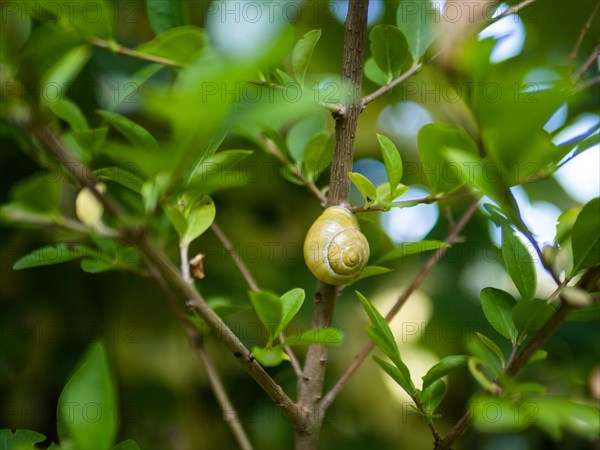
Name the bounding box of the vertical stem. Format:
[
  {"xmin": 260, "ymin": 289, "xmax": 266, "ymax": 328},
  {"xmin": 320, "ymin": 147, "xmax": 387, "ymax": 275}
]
[{"xmin": 295, "ymin": 1, "xmax": 369, "ymax": 449}]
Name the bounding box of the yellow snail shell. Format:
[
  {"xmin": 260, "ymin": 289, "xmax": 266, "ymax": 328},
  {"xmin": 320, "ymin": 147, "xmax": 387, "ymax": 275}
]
[{"xmin": 303, "ymin": 206, "xmax": 370, "ymax": 286}]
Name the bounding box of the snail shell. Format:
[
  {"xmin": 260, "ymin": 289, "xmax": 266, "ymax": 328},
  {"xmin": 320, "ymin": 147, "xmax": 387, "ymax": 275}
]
[{"xmin": 303, "ymin": 206, "xmax": 370, "ymax": 286}]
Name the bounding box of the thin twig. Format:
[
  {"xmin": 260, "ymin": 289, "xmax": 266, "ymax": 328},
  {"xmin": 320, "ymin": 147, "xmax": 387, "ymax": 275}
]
[
  {"xmin": 88, "ymin": 36, "xmax": 183, "ymax": 68},
  {"xmin": 497, "ymin": 0, "xmax": 537, "ymax": 19},
  {"xmin": 573, "ymin": 74, "xmax": 600, "ymax": 93},
  {"xmin": 361, "ymin": 62, "xmax": 423, "ymax": 107},
  {"xmin": 568, "ymin": 0, "xmax": 600, "ymax": 75},
  {"xmin": 320, "ymin": 198, "xmax": 481, "ymax": 412},
  {"xmin": 351, "ymin": 192, "xmax": 473, "ymax": 213}
]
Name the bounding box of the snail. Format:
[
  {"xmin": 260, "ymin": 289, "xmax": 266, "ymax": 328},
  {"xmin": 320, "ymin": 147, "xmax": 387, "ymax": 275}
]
[{"xmin": 303, "ymin": 206, "xmax": 370, "ymax": 286}]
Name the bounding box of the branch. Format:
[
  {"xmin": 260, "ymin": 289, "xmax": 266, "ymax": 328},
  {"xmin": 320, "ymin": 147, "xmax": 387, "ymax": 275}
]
[
  {"xmin": 88, "ymin": 36, "xmax": 183, "ymax": 68},
  {"xmin": 574, "ymin": 45, "xmax": 600, "ymax": 82},
  {"xmin": 568, "ymin": 0, "xmax": 600, "ymax": 76},
  {"xmin": 32, "ymin": 126, "xmax": 306, "ymax": 433},
  {"xmin": 320, "ymin": 198, "xmax": 481, "ymax": 412},
  {"xmin": 351, "ymin": 192, "xmax": 474, "ymax": 213},
  {"xmin": 573, "ymin": 73, "xmax": 600, "ymax": 93},
  {"xmin": 361, "ymin": 62, "xmax": 423, "ymax": 107}
]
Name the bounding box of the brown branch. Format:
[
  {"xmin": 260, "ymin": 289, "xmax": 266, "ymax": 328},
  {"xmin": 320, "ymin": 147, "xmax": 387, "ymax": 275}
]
[
  {"xmin": 351, "ymin": 192, "xmax": 474, "ymax": 213},
  {"xmin": 88, "ymin": 36, "xmax": 183, "ymax": 68},
  {"xmin": 568, "ymin": 0, "xmax": 600, "ymax": 75},
  {"xmin": 574, "ymin": 45, "xmax": 600, "ymax": 82},
  {"xmin": 320, "ymin": 198, "xmax": 481, "ymax": 412},
  {"xmin": 361, "ymin": 62, "xmax": 423, "ymax": 107},
  {"xmin": 573, "ymin": 73, "xmax": 600, "ymax": 93}
]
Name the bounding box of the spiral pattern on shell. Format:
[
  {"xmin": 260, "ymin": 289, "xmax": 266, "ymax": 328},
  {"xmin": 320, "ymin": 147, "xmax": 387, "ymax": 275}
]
[{"xmin": 303, "ymin": 206, "xmax": 370, "ymax": 286}]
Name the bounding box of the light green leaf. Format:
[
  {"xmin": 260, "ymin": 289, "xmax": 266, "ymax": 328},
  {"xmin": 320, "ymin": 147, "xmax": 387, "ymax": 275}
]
[
  {"xmin": 47, "ymin": 97, "xmax": 88, "ymax": 132},
  {"xmin": 422, "ymin": 355, "xmax": 469, "ymax": 390},
  {"xmin": 471, "ymin": 395, "xmax": 531, "ymax": 433},
  {"xmin": 291, "ymin": 29, "xmax": 321, "ymax": 84},
  {"xmin": 396, "ymin": 0, "xmax": 440, "ymax": 60},
  {"xmin": 467, "ymin": 357, "xmax": 499, "ymax": 393},
  {"xmin": 475, "ymin": 332, "xmax": 505, "ymax": 366},
  {"xmin": 356, "ymin": 291, "xmax": 395, "ymax": 349},
  {"xmin": 283, "ymin": 328, "xmax": 343, "ymax": 346},
  {"xmin": 420, "ymin": 379, "xmax": 446, "ymax": 417},
  {"xmin": 275, "ymin": 288, "xmax": 305, "ymax": 338},
  {"xmin": 113, "ymin": 439, "xmax": 141, "ymax": 450},
  {"xmin": 137, "ymin": 25, "xmax": 205, "ymax": 67},
  {"xmin": 94, "ymin": 167, "xmax": 144, "ymax": 194},
  {"xmin": 146, "ymin": 0, "xmax": 187, "ymax": 35},
  {"xmin": 286, "ymin": 115, "xmax": 327, "ymax": 163},
  {"xmin": 377, "ymin": 134, "xmax": 403, "ymax": 197},
  {"xmin": 180, "ymin": 193, "xmax": 216, "ymax": 248},
  {"xmin": 501, "ymin": 226, "xmax": 537, "ymax": 300},
  {"xmin": 364, "ymin": 57, "xmax": 389, "ymax": 85},
  {"xmin": 348, "ymin": 172, "xmax": 377, "ymax": 206},
  {"xmin": 41, "ymin": 45, "xmax": 92, "ymax": 97},
  {"xmin": 376, "ymin": 240, "xmax": 449, "ymax": 265},
  {"xmin": 187, "ymin": 150, "xmax": 253, "ymax": 187},
  {"xmin": 252, "ymin": 346, "xmax": 288, "ymax": 367},
  {"xmin": 13, "ymin": 244, "xmax": 94, "ymax": 270},
  {"xmin": 370, "ymin": 25, "xmax": 408, "ymax": 82},
  {"xmin": 373, "ymin": 355, "xmax": 414, "ymax": 397},
  {"xmin": 248, "ymin": 291, "xmax": 282, "ymax": 343},
  {"xmin": 97, "ymin": 110, "xmax": 158, "ymax": 149},
  {"xmin": 303, "ymin": 131, "xmax": 333, "ymax": 182},
  {"xmin": 512, "ymin": 300, "xmax": 555, "ymax": 338},
  {"xmin": 57, "ymin": 340, "xmax": 118, "ymax": 450},
  {"xmin": 353, "ymin": 265, "xmax": 393, "ymax": 282},
  {"xmin": 480, "ymin": 287, "xmax": 518, "ymax": 342},
  {"xmin": 72, "ymin": 127, "xmax": 109, "ymax": 156},
  {"xmin": 570, "ymin": 198, "xmax": 600, "ymax": 275}
]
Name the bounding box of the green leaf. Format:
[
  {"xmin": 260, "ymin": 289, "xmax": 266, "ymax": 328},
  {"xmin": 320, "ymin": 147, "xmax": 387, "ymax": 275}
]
[
  {"xmin": 353, "ymin": 265, "xmax": 393, "ymax": 282},
  {"xmin": 480, "ymin": 287, "xmax": 518, "ymax": 342},
  {"xmin": 0, "ymin": 429, "xmax": 46, "ymax": 449},
  {"xmin": 567, "ymin": 304, "xmax": 600, "ymax": 322},
  {"xmin": 530, "ymin": 350, "xmax": 548, "ymax": 362},
  {"xmin": 467, "ymin": 357, "xmax": 499, "ymax": 393},
  {"xmin": 47, "ymin": 97, "xmax": 88, "ymax": 132},
  {"xmin": 136, "ymin": 26, "xmax": 205, "ymax": 67},
  {"xmin": 396, "ymin": 0, "xmax": 440, "ymax": 60},
  {"xmin": 417, "ymin": 123, "xmax": 479, "ymax": 194},
  {"xmin": 275, "ymin": 288, "xmax": 305, "ymax": 338},
  {"xmin": 286, "ymin": 115, "xmax": 326, "ymax": 163},
  {"xmin": 248, "ymin": 291, "xmax": 282, "ymax": 343},
  {"xmin": 348, "ymin": 172, "xmax": 377, "ymax": 206},
  {"xmin": 376, "ymin": 183, "xmax": 410, "ymax": 209},
  {"xmin": 72, "ymin": 127, "xmax": 109, "ymax": 156},
  {"xmin": 356, "ymin": 291, "xmax": 395, "ymax": 348},
  {"xmin": 420, "ymin": 379, "xmax": 446, "ymax": 417},
  {"xmin": 57, "ymin": 340, "xmax": 118, "ymax": 450},
  {"xmin": 377, "ymin": 134, "xmax": 403, "ymax": 197},
  {"xmin": 370, "ymin": 25, "xmax": 408, "ymax": 82},
  {"xmin": 146, "ymin": 0, "xmax": 187, "ymax": 35},
  {"xmin": 13, "ymin": 243, "xmax": 94, "ymax": 270},
  {"xmin": 475, "ymin": 332, "xmax": 505, "ymax": 366},
  {"xmin": 471, "ymin": 395, "xmax": 531, "ymax": 433},
  {"xmin": 303, "ymin": 131, "xmax": 333, "ymax": 182},
  {"xmin": 534, "ymin": 397, "xmax": 600, "ymax": 441},
  {"xmin": 373, "ymin": 355, "xmax": 414, "ymax": 397},
  {"xmin": 187, "ymin": 150, "xmax": 253, "ymax": 187},
  {"xmin": 291, "ymin": 29, "xmax": 321, "ymax": 84},
  {"xmin": 422, "ymin": 355, "xmax": 469, "ymax": 390},
  {"xmin": 571, "ymin": 198, "xmax": 600, "ymax": 275},
  {"xmin": 512, "ymin": 300, "xmax": 555, "ymax": 338},
  {"xmin": 10, "ymin": 174, "xmax": 61, "ymax": 215},
  {"xmin": 364, "ymin": 57, "xmax": 389, "ymax": 86},
  {"xmin": 367, "ymin": 326, "xmax": 414, "ymax": 394},
  {"xmin": 94, "ymin": 167, "xmax": 144, "ymax": 194},
  {"xmin": 180, "ymin": 193, "xmax": 216, "ymax": 248},
  {"xmin": 252, "ymin": 346, "xmax": 288, "ymax": 367},
  {"xmin": 376, "ymin": 241, "xmax": 449, "ymax": 265},
  {"xmin": 97, "ymin": 110, "xmax": 158, "ymax": 149},
  {"xmin": 41, "ymin": 45, "xmax": 92, "ymax": 97},
  {"xmin": 501, "ymin": 226, "xmax": 537, "ymax": 300},
  {"xmin": 113, "ymin": 439, "xmax": 141, "ymax": 450},
  {"xmin": 283, "ymin": 328, "xmax": 343, "ymax": 346}
]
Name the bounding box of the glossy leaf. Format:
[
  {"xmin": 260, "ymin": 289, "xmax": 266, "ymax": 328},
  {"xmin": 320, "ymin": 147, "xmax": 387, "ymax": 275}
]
[
  {"xmin": 275, "ymin": 288, "xmax": 305, "ymax": 338},
  {"xmin": 57, "ymin": 341, "xmax": 118, "ymax": 450},
  {"xmin": 370, "ymin": 25, "xmax": 408, "ymax": 82},
  {"xmin": 480, "ymin": 287, "xmax": 518, "ymax": 342},
  {"xmin": 97, "ymin": 110, "xmax": 158, "ymax": 149},
  {"xmin": 422, "ymin": 355, "xmax": 469, "ymax": 390},
  {"xmin": 512, "ymin": 300, "xmax": 555, "ymax": 338},
  {"xmin": 377, "ymin": 134, "xmax": 403, "ymax": 197},
  {"xmin": 396, "ymin": 0, "xmax": 440, "ymax": 60},
  {"xmin": 13, "ymin": 243, "xmax": 94, "ymax": 270},
  {"xmin": 291, "ymin": 29, "xmax": 321, "ymax": 84},
  {"xmin": 146, "ymin": 0, "xmax": 187, "ymax": 35},
  {"xmin": 501, "ymin": 226, "xmax": 536, "ymax": 300},
  {"xmin": 348, "ymin": 172, "xmax": 377, "ymax": 206},
  {"xmin": 376, "ymin": 241, "xmax": 449, "ymax": 265},
  {"xmin": 570, "ymin": 198, "xmax": 600, "ymax": 275},
  {"xmin": 420, "ymin": 379, "xmax": 446, "ymax": 417}
]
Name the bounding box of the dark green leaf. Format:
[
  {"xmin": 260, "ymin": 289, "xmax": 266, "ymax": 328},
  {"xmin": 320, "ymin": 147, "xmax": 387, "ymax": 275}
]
[
  {"xmin": 348, "ymin": 172, "xmax": 377, "ymax": 206},
  {"xmin": 376, "ymin": 241, "xmax": 449, "ymax": 265},
  {"xmin": 72, "ymin": 127, "xmax": 109, "ymax": 156},
  {"xmin": 353, "ymin": 265, "xmax": 393, "ymax": 282},
  {"xmin": 291, "ymin": 29, "xmax": 321, "ymax": 84},
  {"xmin": 370, "ymin": 25, "xmax": 408, "ymax": 82},
  {"xmin": 0, "ymin": 429, "xmax": 46, "ymax": 448},
  {"xmin": 501, "ymin": 226, "xmax": 537, "ymax": 300},
  {"xmin": 571, "ymin": 198, "xmax": 600, "ymax": 275},
  {"xmin": 512, "ymin": 300, "xmax": 555, "ymax": 338},
  {"xmin": 13, "ymin": 243, "xmax": 94, "ymax": 270},
  {"xmin": 97, "ymin": 110, "xmax": 158, "ymax": 149},
  {"xmin": 275, "ymin": 288, "xmax": 305, "ymax": 338},
  {"xmin": 57, "ymin": 340, "xmax": 118, "ymax": 450},
  {"xmin": 475, "ymin": 332, "xmax": 505, "ymax": 366},
  {"xmin": 567, "ymin": 304, "xmax": 600, "ymax": 322},
  {"xmin": 422, "ymin": 355, "xmax": 469, "ymax": 390},
  {"xmin": 136, "ymin": 25, "xmax": 205, "ymax": 67},
  {"xmin": 373, "ymin": 355, "xmax": 414, "ymax": 397},
  {"xmin": 356, "ymin": 291, "xmax": 396, "ymax": 348},
  {"xmin": 480, "ymin": 287, "xmax": 518, "ymax": 342},
  {"xmin": 47, "ymin": 97, "xmax": 88, "ymax": 132},
  {"xmin": 248, "ymin": 291, "xmax": 282, "ymax": 343},
  {"xmin": 146, "ymin": 0, "xmax": 187, "ymax": 35},
  {"xmin": 283, "ymin": 328, "xmax": 343, "ymax": 346},
  {"xmin": 396, "ymin": 0, "xmax": 440, "ymax": 60},
  {"xmin": 41, "ymin": 45, "xmax": 92, "ymax": 94},
  {"xmin": 10, "ymin": 175, "xmax": 61, "ymax": 216},
  {"xmin": 113, "ymin": 439, "xmax": 141, "ymax": 450},
  {"xmin": 420, "ymin": 379, "xmax": 446, "ymax": 417},
  {"xmin": 377, "ymin": 134, "xmax": 403, "ymax": 196}
]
